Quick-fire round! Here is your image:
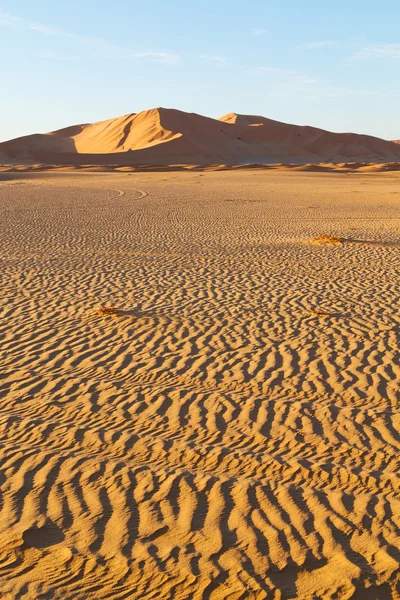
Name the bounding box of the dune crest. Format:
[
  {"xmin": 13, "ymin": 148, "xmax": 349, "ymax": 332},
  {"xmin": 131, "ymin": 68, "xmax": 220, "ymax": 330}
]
[{"xmin": 2, "ymin": 107, "xmax": 400, "ymax": 166}]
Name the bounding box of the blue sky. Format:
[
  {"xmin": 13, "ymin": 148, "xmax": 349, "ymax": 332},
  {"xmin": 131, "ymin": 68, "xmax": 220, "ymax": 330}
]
[{"xmin": 2, "ymin": 0, "xmax": 400, "ymax": 141}]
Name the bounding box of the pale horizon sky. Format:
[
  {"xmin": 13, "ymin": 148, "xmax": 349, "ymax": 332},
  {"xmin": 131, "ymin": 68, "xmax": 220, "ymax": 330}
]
[{"xmin": 2, "ymin": 0, "xmax": 400, "ymax": 142}]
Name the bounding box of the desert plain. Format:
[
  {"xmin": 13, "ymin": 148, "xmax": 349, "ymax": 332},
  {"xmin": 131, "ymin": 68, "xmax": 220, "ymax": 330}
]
[{"xmin": 0, "ymin": 168, "xmax": 399, "ymax": 599}]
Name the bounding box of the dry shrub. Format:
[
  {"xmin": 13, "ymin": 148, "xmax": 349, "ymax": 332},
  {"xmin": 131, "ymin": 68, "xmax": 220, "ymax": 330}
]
[
  {"xmin": 310, "ymin": 309, "xmax": 329, "ymax": 317},
  {"xmin": 312, "ymin": 235, "xmax": 342, "ymax": 246},
  {"xmin": 95, "ymin": 305, "xmax": 118, "ymax": 317}
]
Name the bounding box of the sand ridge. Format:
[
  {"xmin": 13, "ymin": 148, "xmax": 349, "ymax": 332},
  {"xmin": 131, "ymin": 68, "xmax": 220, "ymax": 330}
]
[
  {"xmin": 0, "ymin": 170, "xmax": 399, "ymax": 598},
  {"xmin": 3, "ymin": 161, "xmax": 400, "ymax": 175}
]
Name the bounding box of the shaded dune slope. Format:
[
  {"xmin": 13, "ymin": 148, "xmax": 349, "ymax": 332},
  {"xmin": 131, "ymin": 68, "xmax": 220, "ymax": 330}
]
[{"xmin": 2, "ymin": 107, "xmax": 400, "ymax": 165}]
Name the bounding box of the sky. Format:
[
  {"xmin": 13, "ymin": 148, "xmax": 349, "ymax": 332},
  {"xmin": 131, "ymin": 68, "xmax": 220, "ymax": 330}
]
[{"xmin": 2, "ymin": 0, "xmax": 400, "ymax": 141}]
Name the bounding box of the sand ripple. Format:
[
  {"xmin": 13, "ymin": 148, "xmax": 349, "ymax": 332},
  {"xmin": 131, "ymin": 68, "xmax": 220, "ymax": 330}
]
[{"xmin": 0, "ymin": 171, "xmax": 399, "ymax": 598}]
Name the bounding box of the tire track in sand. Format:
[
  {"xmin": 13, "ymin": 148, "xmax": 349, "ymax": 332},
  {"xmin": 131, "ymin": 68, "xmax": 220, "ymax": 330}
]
[{"xmin": 108, "ymin": 188, "xmax": 148, "ymax": 200}]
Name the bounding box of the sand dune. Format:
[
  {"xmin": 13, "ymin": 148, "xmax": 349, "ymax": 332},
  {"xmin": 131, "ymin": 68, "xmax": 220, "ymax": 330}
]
[
  {"xmin": 0, "ymin": 169, "xmax": 399, "ymax": 598},
  {"xmin": 2, "ymin": 107, "xmax": 400, "ymax": 166}
]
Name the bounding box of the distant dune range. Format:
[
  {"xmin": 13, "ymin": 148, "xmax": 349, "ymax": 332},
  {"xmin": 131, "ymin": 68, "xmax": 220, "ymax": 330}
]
[{"xmin": 2, "ymin": 107, "xmax": 400, "ymax": 167}]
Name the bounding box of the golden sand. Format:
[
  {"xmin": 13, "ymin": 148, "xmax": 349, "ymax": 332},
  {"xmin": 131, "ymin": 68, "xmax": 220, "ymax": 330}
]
[{"xmin": 0, "ymin": 169, "xmax": 399, "ymax": 598}]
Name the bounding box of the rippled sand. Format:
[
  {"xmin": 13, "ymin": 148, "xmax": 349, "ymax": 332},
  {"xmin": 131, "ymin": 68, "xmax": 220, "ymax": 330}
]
[{"xmin": 0, "ymin": 170, "xmax": 399, "ymax": 599}]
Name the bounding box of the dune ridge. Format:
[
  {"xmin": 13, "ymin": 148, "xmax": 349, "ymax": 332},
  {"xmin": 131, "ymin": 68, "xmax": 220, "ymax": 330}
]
[{"xmin": 2, "ymin": 107, "xmax": 400, "ymax": 166}]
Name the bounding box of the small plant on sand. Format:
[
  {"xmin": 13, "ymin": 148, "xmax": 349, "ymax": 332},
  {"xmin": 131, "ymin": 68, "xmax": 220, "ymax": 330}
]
[
  {"xmin": 312, "ymin": 234, "xmax": 342, "ymax": 246},
  {"xmin": 95, "ymin": 305, "xmax": 118, "ymax": 317},
  {"xmin": 310, "ymin": 309, "xmax": 329, "ymax": 317}
]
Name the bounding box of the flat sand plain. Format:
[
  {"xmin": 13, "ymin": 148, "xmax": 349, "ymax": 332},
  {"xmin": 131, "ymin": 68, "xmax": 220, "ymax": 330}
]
[{"xmin": 0, "ymin": 170, "xmax": 399, "ymax": 599}]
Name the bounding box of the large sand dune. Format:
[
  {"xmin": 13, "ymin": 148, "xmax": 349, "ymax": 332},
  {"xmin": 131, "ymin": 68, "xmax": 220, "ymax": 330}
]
[
  {"xmin": 0, "ymin": 169, "xmax": 399, "ymax": 598},
  {"xmin": 2, "ymin": 107, "xmax": 400, "ymax": 166}
]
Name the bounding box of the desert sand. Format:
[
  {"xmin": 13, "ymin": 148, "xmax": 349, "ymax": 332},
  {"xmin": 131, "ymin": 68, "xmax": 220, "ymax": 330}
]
[
  {"xmin": 0, "ymin": 169, "xmax": 399, "ymax": 599},
  {"xmin": 2, "ymin": 108, "xmax": 400, "ymax": 166}
]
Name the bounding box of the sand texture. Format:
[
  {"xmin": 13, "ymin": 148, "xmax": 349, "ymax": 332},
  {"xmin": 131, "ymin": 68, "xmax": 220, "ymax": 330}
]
[
  {"xmin": 0, "ymin": 170, "xmax": 399, "ymax": 599},
  {"xmin": 2, "ymin": 108, "xmax": 400, "ymax": 166}
]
